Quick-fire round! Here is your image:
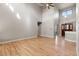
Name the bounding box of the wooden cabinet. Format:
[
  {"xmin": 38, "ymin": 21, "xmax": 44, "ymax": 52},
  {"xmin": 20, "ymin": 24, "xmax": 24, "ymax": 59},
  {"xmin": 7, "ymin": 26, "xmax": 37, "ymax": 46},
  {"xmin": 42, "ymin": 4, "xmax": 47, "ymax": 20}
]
[{"xmin": 61, "ymin": 23, "xmax": 73, "ymax": 37}]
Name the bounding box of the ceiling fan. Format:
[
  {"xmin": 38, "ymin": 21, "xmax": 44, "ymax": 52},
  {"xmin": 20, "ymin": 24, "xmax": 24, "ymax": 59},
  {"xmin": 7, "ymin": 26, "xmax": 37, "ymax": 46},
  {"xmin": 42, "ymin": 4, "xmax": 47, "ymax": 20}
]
[{"xmin": 41, "ymin": 3, "xmax": 54, "ymax": 9}]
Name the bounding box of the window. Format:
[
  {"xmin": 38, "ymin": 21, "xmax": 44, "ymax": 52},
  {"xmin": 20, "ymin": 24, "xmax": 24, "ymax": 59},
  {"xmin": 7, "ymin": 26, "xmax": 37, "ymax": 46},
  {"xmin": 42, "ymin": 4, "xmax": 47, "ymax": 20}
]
[
  {"xmin": 62, "ymin": 9, "xmax": 72, "ymax": 18},
  {"xmin": 62, "ymin": 11, "xmax": 67, "ymax": 17},
  {"xmin": 67, "ymin": 10, "xmax": 72, "ymax": 15}
]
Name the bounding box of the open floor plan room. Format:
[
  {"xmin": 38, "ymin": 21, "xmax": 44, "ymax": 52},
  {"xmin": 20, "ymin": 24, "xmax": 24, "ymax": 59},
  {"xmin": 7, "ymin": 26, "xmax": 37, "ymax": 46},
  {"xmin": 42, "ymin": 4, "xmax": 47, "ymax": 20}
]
[{"xmin": 0, "ymin": 3, "xmax": 77, "ymax": 56}]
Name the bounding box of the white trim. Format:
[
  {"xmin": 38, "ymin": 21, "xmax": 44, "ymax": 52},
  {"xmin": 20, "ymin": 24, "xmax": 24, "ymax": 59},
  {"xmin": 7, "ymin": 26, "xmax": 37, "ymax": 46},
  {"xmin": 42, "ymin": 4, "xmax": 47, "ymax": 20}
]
[
  {"xmin": 65, "ymin": 38, "xmax": 76, "ymax": 42},
  {"xmin": 0, "ymin": 36, "xmax": 37, "ymax": 44}
]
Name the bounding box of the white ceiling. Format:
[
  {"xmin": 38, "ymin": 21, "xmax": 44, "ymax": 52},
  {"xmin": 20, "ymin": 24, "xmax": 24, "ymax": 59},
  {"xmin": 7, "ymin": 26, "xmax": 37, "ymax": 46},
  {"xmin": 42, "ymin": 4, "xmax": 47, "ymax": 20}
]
[{"xmin": 54, "ymin": 3, "xmax": 75, "ymax": 9}]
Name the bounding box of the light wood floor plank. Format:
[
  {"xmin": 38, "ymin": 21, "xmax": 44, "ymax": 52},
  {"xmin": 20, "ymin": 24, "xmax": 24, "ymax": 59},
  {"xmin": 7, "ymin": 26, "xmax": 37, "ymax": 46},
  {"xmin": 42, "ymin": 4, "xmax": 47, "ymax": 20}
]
[{"xmin": 0, "ymin": 37, "xmax": 76, "ymax": 56}]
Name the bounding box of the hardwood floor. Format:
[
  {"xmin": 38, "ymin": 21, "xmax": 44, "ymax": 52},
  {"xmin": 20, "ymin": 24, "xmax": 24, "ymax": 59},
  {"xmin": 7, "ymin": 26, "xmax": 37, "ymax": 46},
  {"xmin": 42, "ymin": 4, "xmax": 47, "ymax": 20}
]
[{"xmin": 0, "ymin": 36, "xmax": 76, "ymax": 56}]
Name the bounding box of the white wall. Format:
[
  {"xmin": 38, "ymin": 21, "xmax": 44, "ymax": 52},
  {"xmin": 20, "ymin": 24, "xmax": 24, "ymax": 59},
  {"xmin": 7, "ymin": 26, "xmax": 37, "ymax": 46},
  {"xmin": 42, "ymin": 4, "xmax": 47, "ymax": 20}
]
[
  {"xmin": 40, "ymin": 7, "xmax": 59, "ymax": 38},
  {"xmin": 59, "ymin": 5, "xmax": 76, "ymax": 42},
  {"xmin": 0, "ymin": 3, "xmax": 42, "ymax": 42},
  {"xmin": 59, "ymin": 5, "xmax": 76, "ymax": 32},
  {"xmin": 76, "ymin": 3, "xmax": 79, "ymax": 56}
]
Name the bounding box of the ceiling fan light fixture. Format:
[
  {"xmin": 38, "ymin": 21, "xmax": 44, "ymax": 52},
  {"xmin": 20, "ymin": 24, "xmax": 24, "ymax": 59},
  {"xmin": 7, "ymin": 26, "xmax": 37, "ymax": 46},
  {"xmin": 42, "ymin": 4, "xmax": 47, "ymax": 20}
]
[{"xmin": 46, "ymin": 4, "xmax": 49, "ymax": 7}]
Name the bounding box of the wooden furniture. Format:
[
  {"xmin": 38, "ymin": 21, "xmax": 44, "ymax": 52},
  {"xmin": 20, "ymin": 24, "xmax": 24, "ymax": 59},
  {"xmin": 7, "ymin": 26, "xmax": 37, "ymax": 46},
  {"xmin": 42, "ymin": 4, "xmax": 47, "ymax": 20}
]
[
  {"xmin": 65, "ymin": 23, "xmax": 73, "ymax": 31},
  {"xmin": 61, "ymin": 23, "xmax": 73, "ymax": 37},
  {"xmin": 61, "ymin": 24, "xmax": 65, "ymax": 36}
]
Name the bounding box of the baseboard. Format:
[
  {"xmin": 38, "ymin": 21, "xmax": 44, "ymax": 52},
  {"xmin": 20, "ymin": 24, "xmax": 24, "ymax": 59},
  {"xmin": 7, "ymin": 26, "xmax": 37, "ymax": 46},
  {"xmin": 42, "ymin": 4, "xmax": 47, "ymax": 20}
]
[
  {"xmin": 40, "ymin": 35, "xmax": 54, "ymax": 38},
  {"xmin": 0, "ymin": 36, "xmax": 37, "ymax": 44},
  {"xmin": 65, "ymin": 38, "xmax": 76, "ymax": 42}
]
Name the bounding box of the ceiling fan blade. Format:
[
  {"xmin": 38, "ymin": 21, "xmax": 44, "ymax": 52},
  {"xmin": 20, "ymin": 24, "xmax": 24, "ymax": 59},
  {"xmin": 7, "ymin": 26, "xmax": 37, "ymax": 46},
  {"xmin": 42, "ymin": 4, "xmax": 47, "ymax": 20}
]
[{"xmin": 49, "ymin": 5, "xmax": 54, "ymax": 7}]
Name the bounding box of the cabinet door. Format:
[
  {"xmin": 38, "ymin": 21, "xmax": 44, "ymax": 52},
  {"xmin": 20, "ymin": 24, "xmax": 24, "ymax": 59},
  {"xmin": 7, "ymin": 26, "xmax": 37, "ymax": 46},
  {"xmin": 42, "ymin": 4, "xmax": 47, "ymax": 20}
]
[{"xmin": 70, "ymin": 24, "xmax": 73, "ymax": 30}]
